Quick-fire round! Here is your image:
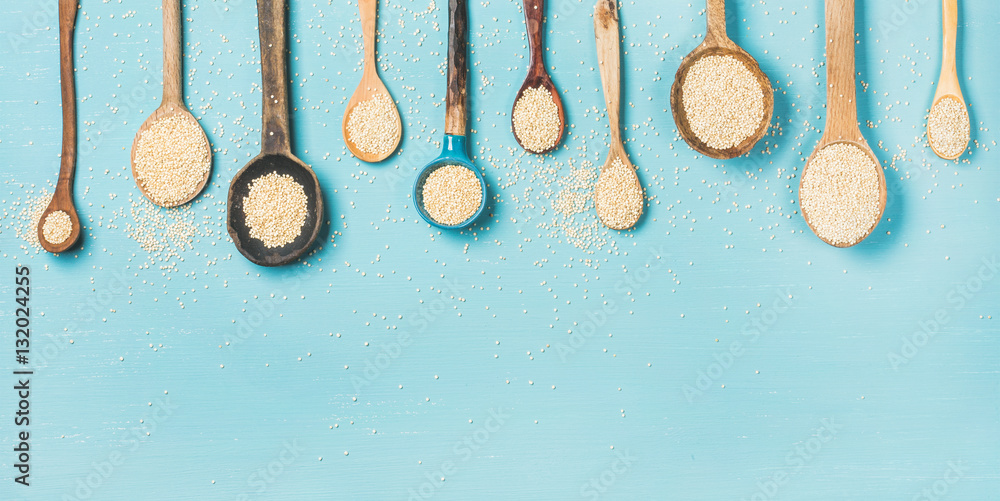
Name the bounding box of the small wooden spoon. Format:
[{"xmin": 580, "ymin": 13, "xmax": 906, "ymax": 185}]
[
  {"xmin": 130, "ymin": 0, "xmax": 211, "ymax": 208},
  {"xmin": 800, "ymin": 0, "xmax": 886, "ymax": 248},
  {"xmin": 227, "ymin": 0, "xmax": 323, "ymax": 266},
  {"xmin": 38, "ymin": 0, "xmax": 81, "ymax": 254},
  {"xmin": 670, "ymin": 0, "xmax": 773, "ymax": 159},
  {"xmin": 342, "ymin": 0, "xmax": 401, "ymax": 163},
  {"xmin": 593, "ymin": 0, "xmax": 643, "ymax": 231},
  {"xmin": 929, "ymin": 0, "xmax": 969, "ymax": 160},
  {"xmin": 510, "ymin": 0, "xmax": 565, "ymax": 154}
]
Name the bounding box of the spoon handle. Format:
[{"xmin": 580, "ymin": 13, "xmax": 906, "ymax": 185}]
[
  {"xmin": 58, "ymin": 0, "xmax": 77, "ymax": 188},
  {"xmin": 824, "ymin": 0, "xmax": 860, "ymax": 141},
  {"xmin": 523, "ymin": 0, "xmax": 545, "ymax": 69},
  {"xmin": 445, "ymin": 0, "xmax": 468, "ymax": 136},
  {"xmin": 257, "ymin": 0, "xmax": 291, "ymax": 154},
  {"xmin": 936, "ymin": 0, "xmax": 961, "ymax": 97},
  {"xmin": 704, "ymin": 0, "xmax": 729, "ymax": 46},
  {"xmin": 161, "ymin": 0, "xmax": 183, "ymax": 104},
  {"xmin": 359, "ymin": 0, "xmax": 377, "ymax": 69},
  {"xmin": 594, "ymin": 0, "xmax": 622, "ymax": 147}
]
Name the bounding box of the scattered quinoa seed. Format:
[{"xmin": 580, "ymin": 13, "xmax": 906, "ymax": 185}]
[
  {"xmin": 513, "ymin": 86, "xmax": 561, "ymax": 153},
  {"xmin": 595, "ymin": 157, "xmax": 643, "ymax": 230},
  {"xmin": 681, "ymin": 54, "xmax": 765, "ymax": 150},
  {"xmin": 421, "ymin": 164, "xmax": 482, "ymax": 226},
  {"xmin": 927, "ymin": 96, "xmax": 970, "ymax": 158},
  {"xmin": 134, "ymin": 113, "xmax": 211, "ymax": 206},
  {"xmin": 346, "ymin": 92, "xmax": 399, "ymax": 156},
  {"xmin": 42, "ymin": 210, "xmax": 73, "ymax": 245},
  {"xmin": 242, "ymin": 171, "xmax": 309, "ymax": 248},
  {"xmin": 800, "ymin": 143, "xmax": 882, "ymax": 246}
]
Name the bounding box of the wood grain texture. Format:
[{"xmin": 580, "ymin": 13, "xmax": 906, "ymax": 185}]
[
  {"xmin": 38, "ymin": 0, "xmax": 81, "ymax": 254},
  {"xmin": 669, "ymin": 0, "xmax": 774, "ymax": 159},
  {"xmin": 510, "ymin": 0, "xmax": 566, "ymax": 154},
  {"xmin": 341, "ymin": 0, "xmax": 402, "ymax": 163},
  {"xmin": 930, "ymin": 0, "xmax": 968, "ymax": 160},
  {"xmin": 258, "ymin": 0, "xmax": 292, "ymax": 154},
  {"xmin": 799, "ymin": 0, "xmax": 886, "ymax": 248},
  {"xmin": 129, "ymin": 0, "xmax": 212, "ymax": 208},
  {"xmin": 445, "ymin": 0, "xmax": 468, "ymax": 136}
]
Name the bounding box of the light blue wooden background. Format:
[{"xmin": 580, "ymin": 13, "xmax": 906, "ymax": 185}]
[{"xmin": 1, "ymin": 0, "xmax": 998, "ymax": 499}]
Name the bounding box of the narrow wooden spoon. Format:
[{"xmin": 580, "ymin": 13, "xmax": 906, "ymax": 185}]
[
  {"xmin": 227, "ymin": 0, "xmax": 323, "ymax": 266},
  {"xmin": 342, "ymin": 0, "xmax": 401, "ymax": 163},
  {"xmin": 38, "ymin": 0, "xmax": 81, "ymax": 254},
  {"xmin": 800, "ymin": 0, "xmax": 886, "ymax": 248},
  {"xmin": 928, "ymin": 0, "xmax": 969, "ymax": 160},
  {"xmin": 670, "ymin": 0, "xmax": 773, "ymax": 159},
  {"xmin": 511, "ymin": 0, "xmax": 565, "ymax": 154},
  {"xmin": 130, "ymin": 0, "xmax": 212, "ymax": 207},
  {"xmin": 593, "ymin": 0, "xmax": 643, "ymax": 231}
]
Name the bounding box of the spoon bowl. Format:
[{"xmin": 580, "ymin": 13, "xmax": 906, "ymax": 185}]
[
  {"xmin": 511, "ymin": 0, "xmax": 565, "ymax": 154},
  {"xmin": 342, "ymin": 0, "xmax": 401, "ymax": 163},
  {"xmin": 413, "ymin": 135, "xmax": 487, "ymax": 229},
  {"xmin": 227, "ymin": 0, "xmax": 323, "ymax": 266},
  {"xmin": 131, "ymin": 105, "xmax": 211, "ymax": 207},
  {"xmin": 39, "ymin": 0, "xmax": 81, "ymax": 254}
]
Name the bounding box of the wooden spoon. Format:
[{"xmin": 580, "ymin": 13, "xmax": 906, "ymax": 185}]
[
  {"xmin": 670, "ymin": 0, "xmax": 773, "ymax": 159},
  {"xmin": 227, "ymin": 0, "xmax": 323, "ymax": 266},
  {"xmin": 38, "ymin": 0, "xmax": 81, "ymax": 254},
  {"xmin": 593, "ymin": 0, "xmax": 643, "ymax": 231},
  {"xmin": 342, "ymin": 0, "xmax": 401, "ymax": 163},
  {"xmin": 510, "ymin": 0, "xmax": 565, "ymax": 154},
  {"xmin": 130, "ymin": 0, "xmax": 211, "ymax": 207},
  {"xmin": 928, "ymin": 0, "xmax": 969, "ymax": 160},
  {"xmin": 800, "ymin": 0, "xmax": 886, "ymax": 248}
]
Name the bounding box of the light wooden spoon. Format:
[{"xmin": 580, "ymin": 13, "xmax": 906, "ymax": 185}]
[
  {"xmin": 342, "ymin": 0, "xmax": 401, "ymax": 163},
  {"xmin": 800, "ymin": 0, "xmax": 886, "ymax": 248},
  {"xmin": 38, "ymin": 0, "xmax": 81, "ymax": 254},
  {"xmin": 593, "ymin": 0, "xmax": 643, "ymax": 231},
  {"xmin": 130, "ymin": 0, "xmax": 211, "ymax": 207},
  {"xmin": 670, "ymin": 0, "xmax": 773, "ymax": 159},
  {"xmin": 928, "ymin": 0, "xmax": 969, "ymax": 160},
  {"xmin": 511, "ymin": 0, "xmax": 565, "ymax": 154}
]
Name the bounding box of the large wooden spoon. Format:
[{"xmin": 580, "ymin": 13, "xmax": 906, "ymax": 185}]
[
  {"xmin": 510, "ymin": 0, "xmax": 565, "ymax": 154},
  {"xmin": 928, "ymin": 0, "xmax": 969, "ymax": 160},
  {"xmin": 342, "ymin": 0, "xmax": 401, "ymax": 163},
  {"xmin": 593, "ymin": 0, "xmax": 643, "ymax": 231},
  {"xmin": 800, "ymin": 0, "xmax": 886, "ymax": 248},
  {"xmin": 227, "ymin": 0, "xmax": 323, "ymax": 266},
  {"xmin": 670, "ymin": 0, "xmax": 773, "ymax": 159},
  {"xmin": 38, "ymin": 0, "xmax": 81, "ymax": 254},
  {"xmin": 130, "ymin": 0, "xmax": 211, "ymax": 207}
]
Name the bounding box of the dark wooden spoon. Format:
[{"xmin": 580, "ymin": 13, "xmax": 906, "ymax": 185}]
[
  {"xmin": 510, "ymin": 0, "xmax": 565, "ymax": 154},
  {"xmin": 227, "ymin": 0, "xmax": 323, "ymax": 266},
  {"xmin": 669, "ymin": 0, "xmax": 773, "ymax": 159},
  {"xmin": 38, "ymin": 0, "xmax": 81, "ymax": 254}
]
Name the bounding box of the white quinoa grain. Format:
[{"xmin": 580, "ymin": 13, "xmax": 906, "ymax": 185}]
[
  {"xmin": 800, "ymin": 143, "xmax": 882, "ymax": 246},
  {"xmin": 346, "ymin": 92, "xmax": 400, "ymax": 155},
  {"xmin": 421, "ymin": 164, "xmax": 482, "ymax": 226},
  {"xmin": 513, "ymin": 86, "xmax": 561, "ymax": 153},
  {"xmin": 595, "ymin": 157, "xmax": 643, "ymax": 230},
  {"xmin": 42, "ymin": 210, "xmax": 73, "ymax": 245},
  {"xmin": 681, "ymin": 55, "xmax": 765, "ymax": 150},
  {"xmin": 242, "ymin": 171, "xmax": 309, "ymax": 248},
  {"xmin": 134, "ymin": 114, "xmax": 211, "ymax": 206},
  {"xmin": 927, "ymin": 96, "xmax": 970, "ymax": 158}
]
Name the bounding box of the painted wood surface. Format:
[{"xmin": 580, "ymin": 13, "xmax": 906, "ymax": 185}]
[{"xmin": 1, "ymin": 0, "xmax": 998, "ymax": 499}]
